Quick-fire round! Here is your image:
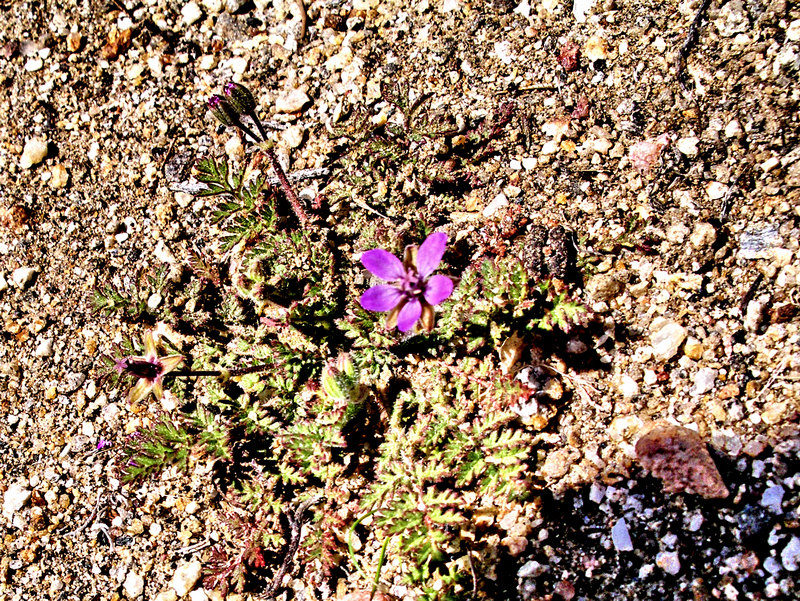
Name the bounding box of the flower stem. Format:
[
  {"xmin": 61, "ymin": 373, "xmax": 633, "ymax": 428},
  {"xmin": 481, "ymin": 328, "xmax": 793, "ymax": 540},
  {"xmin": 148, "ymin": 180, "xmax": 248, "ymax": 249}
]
[
  {"xmin": 170, "ymin": 363, "xmax": 273, "ymax": 379},
  {"xmin": 260, "ymin": 143, "xmax": 309, "ymax": 223},
  {"xmin": 230, "ymin": 108, "xmax": 308, "ymax": 223}
]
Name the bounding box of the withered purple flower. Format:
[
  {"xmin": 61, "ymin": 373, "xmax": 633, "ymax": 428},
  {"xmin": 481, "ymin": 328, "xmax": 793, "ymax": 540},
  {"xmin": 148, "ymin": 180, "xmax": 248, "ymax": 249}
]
[
  {"xmin": 359, "ymin": 232, "xmax": 454, "ymax": 333},
  {"xmin": 115, "ymin": 331, "xmax": 183, "ymax": 403},
  {"xmin": 207, "ymin": 94, "xmax": 240, "ymax": 127},
  {"xmin": 223, "ymin": 82, "xmax": 257, "ymax": 115}
]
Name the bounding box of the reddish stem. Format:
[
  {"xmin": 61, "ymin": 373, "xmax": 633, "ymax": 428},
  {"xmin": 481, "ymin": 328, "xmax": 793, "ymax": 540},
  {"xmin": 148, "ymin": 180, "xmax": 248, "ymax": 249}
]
[{"xmin": 262, "ymin": 146, "xmax": 309, "ymax": 224}]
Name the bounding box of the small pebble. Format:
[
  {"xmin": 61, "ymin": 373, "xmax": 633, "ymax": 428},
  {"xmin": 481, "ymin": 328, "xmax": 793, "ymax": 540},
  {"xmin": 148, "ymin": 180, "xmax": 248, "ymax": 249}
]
[
  {"xmin": 228, "ymin": 56, "xmax": 248, "ymax": 74},
  {"xmin": 483, "ymin": 192, "xmax": 508, "ymax": 218},
  {"xmin": 2, "ymin": 482, "xmax": 32, "ymax": 521},
  {"xmin": 188, "ymin": 590, "xmax": 208, "ymax": 601},
  {"xmin": 584, "ymin": 35, "xmax": 608, "ymax": 61},
  {"xmin": 20, "ymin": 138, "xmax": 48, "ymax": 169},
  {"xmin": 572, "ymin": 0, "xmax": 597, "ymax": 22},
  {"xmin": 725, "ymin": 120, "xmax": 743, "ymax": 139},
  {"xmin": 66, "ymin": 32, "xmax": 81, "ymax": 52},
  {"xmin": 690, "ymin": 368, "xmax": 717, "ymax": 397},
  {"xmin": 650, "ymin": 321, "xmax": 687, "ymax": 362},
  {"xmin": 170, "ymin": 560, "xmax": 203, "ymax": 597},
  {"xmin": 282, "ymin": 124, "xmax": 305, "ymax": 149},
  {"xmin": 553, "ymin": 580, "xmax": 575, "ymax": 601},
  {"xmin": 124, "ymin": 571, "xmax": 144, "ymax": 598},
  {"xmin": 181, "ymin": 2, "xmax": 203, "ymax": 26},
  {"xmin": 12, "ymin": 266, "xmax": 36, "ymax": 288},
  {"xmin": 689, "ymin": 222, "xmax": 716, "ymax": 249},
  {"xmin": 611, "ymin": 517, "xmax": 634, "ymax": 551},
  {"xmin": 739, "ymin": 224, "xmax": 782, "ymax": 260},
  {"xmin": 760, "ymin": 485, "xmax": 785, "ymax": 514},
  {"xmin": 714, "ymin": 0, "xmax": 749, "ymax": 37},
  {"xmin": 744, "ymin": 299, "xmax": 764, "ymax": 332},
  {"xmin": 787, "ymin": 20, "xmax": 800, "ymax": 42},
  {"xmin": 517, "ymin": 559, "xmax": 546, "ymax": 578},
  {"xmin": 781, "ymin": 537, "xmax": 800, "ymax": 571},
  {"xmin": 706, "ymin": 181, "xmax": 729, "ymax": 200},
  {"xmin": 586, "ymin": 273, "xmax": 622, "ymax": 302},
  {"xmin": 24, "ymin": 57, "xmax": 43, "ymax": 71},
  {"xmin": 275, "ymin": 89, "xmax": 310, "ymax": 113},
  {"xmin": 675, "ymin": 136, "xmax": 699, "ymax": 157},
  {"xmin": 49, "ymin": 164, "xmax": 69, "ymax": 188},
  {"xmin": 34, "ymin": 338, "xmax": 54, "ymax": 357},
  {"xmin": 147, "ymin": 293, "xmax": 162, "ymax": 311},
  {"xmin": 688, "ymin": 513, "xmax": 704, "ymax": 532},
  {"xmin": 589, "ymin": 482, "xmax": 606, "ymax": 504},
  {"xmin": 656, "ymin": 551, "xmax": 681, "ymax": 575},
  {"xmin": 764, "ymin": 556, "xmax": 782, "ymax": 574}
]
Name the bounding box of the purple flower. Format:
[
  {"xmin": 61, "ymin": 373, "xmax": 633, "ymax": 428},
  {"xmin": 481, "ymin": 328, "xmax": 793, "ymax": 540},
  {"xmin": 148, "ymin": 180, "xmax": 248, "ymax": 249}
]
[
  {"xmin": 96, "ymin": 439, "xmax": 112, "ymax": 450},
  {"xmin": 115, "ymin": 331, "xmax": 183, "ymax": 403},
  {"xmin": 359, "ymin": 232, "xmax": 454, "ymax": 333}
]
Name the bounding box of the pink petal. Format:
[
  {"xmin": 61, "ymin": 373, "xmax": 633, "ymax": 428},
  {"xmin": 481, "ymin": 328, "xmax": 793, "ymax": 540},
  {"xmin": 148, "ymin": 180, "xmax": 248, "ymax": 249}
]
[
  {"xmin": 127, "ymin": 379, "xmax": 153, "ymax": 404},
  {"xmin": 360, "ymin": 285, "xmax": 404, "ymax": 312},
  {"xmin": 143, "ymin": 330, "xmax": 158, "ymax": 361},
  {"xmin": 423, "ymin": 275, "xmax": 454, "ymax": 305},
  {"xmin": 152, "ymin": 379, "xmax": 164, "ymax": 401},
  {"xmin": 160, "ymin": 355, "xmax": 185, "ymax": 375},
  {"xmin": 361, "ymin": 249, "xmax": 406, "ymax": 281},
  {"xmin": 416, "ymin": 232, "xmax": 448, "ymax": 278},
  {"xmin": 396, "ymin": 298, "xmax": 422, "ymax": 332}
]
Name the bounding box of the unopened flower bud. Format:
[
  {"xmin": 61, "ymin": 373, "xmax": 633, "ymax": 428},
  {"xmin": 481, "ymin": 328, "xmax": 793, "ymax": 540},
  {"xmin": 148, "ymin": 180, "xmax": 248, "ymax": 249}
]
[
  {"xmin": 335, "ymin": 353, "xmax": 357, "ymax": 380},
  {"xmin": 208, "ymin": 94, "xmax": 239, "ymax": 127},
  {"xmin": 223, "ymin": 82, "xmax": 257, "ymax": 115}
]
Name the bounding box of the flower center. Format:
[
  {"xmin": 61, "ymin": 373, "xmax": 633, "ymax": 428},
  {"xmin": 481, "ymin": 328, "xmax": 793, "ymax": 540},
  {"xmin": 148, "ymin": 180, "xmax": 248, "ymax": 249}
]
[
  {"xmin": 125, "ymin": 359, "xmax": 161, "ymax": 380},
  {"xmin": 400, "ymin": 269, "xmax": 423, "ymax": 297}
]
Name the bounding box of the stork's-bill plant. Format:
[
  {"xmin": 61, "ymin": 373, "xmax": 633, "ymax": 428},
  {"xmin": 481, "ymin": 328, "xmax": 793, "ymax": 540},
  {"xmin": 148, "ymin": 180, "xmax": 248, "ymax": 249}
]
[{"xmin": 97, "ymin": 81, "xmax": 587, "ymax": 600}]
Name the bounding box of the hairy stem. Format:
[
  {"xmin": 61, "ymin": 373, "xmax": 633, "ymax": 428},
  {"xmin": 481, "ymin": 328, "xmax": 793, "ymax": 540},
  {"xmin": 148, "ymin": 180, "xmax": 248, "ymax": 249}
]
[{"xmin": 262, "ymin": 145, "xmax": 309, "ymax": 223}]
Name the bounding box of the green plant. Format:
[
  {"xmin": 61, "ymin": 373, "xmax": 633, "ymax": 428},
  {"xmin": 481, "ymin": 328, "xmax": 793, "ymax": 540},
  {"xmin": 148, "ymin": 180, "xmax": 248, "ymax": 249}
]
[{"xmin": 97, "ymin": 81, "xmax": 587, "ymax": 599}]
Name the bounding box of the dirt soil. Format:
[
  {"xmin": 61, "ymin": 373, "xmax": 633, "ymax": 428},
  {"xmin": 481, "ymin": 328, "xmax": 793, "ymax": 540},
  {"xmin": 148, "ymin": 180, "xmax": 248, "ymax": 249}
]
[{"xmin": 1, "ymin": 0, "xmax": 800, "ymax": 600}]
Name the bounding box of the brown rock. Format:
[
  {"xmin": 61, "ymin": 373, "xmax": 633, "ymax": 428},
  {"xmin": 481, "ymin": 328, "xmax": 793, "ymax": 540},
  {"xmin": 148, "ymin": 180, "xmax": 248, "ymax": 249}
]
[
  {"xmin": 66, "ymin": 32, "xmax": 82, "ymax": 53},
  {"xmin": 635, "ymin": 424, "xmax": 729, "ymax": 499},
  {"xmin": 501, "ymin": 535, "xmax": 529, "ymax": 556},
  {"xmin": 717, "ymin": 383, "xmax": 740, "ymax": 400},
  {"xmin": 0, "ymin": 205, "xmax": 29, "ymax": 232},
  {"xmin": 100, "ymin": 26, "xmax": 131, "ymax": 61}
]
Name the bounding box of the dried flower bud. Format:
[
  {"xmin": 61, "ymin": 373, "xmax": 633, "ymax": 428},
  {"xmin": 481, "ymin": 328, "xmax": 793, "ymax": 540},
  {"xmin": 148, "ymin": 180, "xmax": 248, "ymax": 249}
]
[
  {"xmin": 208, "ymin": 94, "xmax": 239, "ymax": 127},
  {"xmin": 223, "ymin": 82, "xmax": 257, "ymax": 115}
]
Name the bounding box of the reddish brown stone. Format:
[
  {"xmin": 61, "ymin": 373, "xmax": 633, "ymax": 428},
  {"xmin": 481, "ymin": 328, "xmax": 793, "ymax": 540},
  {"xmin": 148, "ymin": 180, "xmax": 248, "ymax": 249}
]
[
  {"xmin": 558, "ymin": 41, "xmax": 580, "ymax": 72},
  {"xmin": 571, "ymin": 96, "xmax": 591, "ymax": 119},
  {"xmin": 0, "ymin": 205, "xmax": 29, "ymax": 232},
  {"xmin": 717, "ymin": 383, "xmax": 740, "ymax": 400},
  {"xmin": 554, "ymin": 579, "xmax": 576, "ymax": 600},
  {"xmin": 100, "ymin": 26, "xmax": 131, "ymax": 61},
  {"xmin": 635, "ymin": 424, "xmax": 729, "ymax": 499}
]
